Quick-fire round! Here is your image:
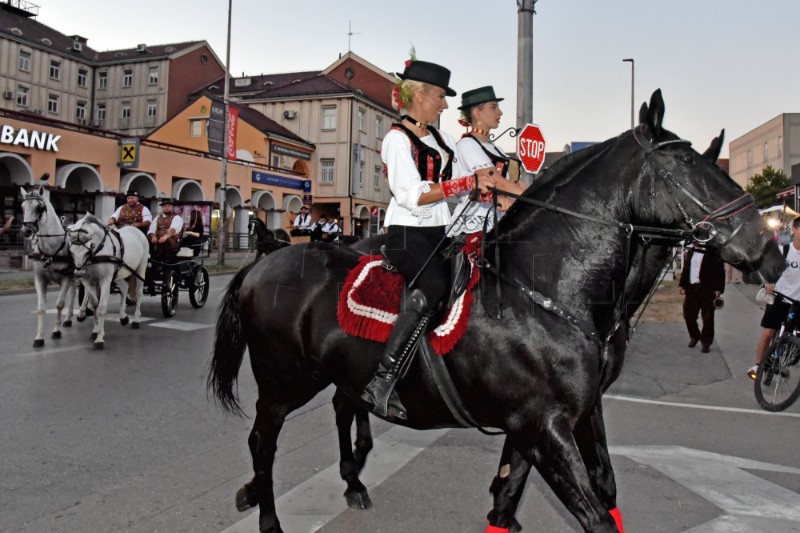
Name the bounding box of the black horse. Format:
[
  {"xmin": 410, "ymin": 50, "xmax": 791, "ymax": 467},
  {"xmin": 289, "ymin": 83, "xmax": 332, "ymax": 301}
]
[
  {"xmin": 209, "ymin": 90, "xmax": 784, "ymax": 533},
  {"xmin": 248, "ymin": 218, "xmax": 290, "ymax": 261}
]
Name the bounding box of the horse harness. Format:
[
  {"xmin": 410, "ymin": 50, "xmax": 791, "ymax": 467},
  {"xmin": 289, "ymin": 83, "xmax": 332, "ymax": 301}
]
[
  {"xmin": 21, "ymin": 194, "xmax": 74, "ymax": 271},
  {"xmin": 69, "ymin": 223, "xmax": 146, "ymax": 282}
]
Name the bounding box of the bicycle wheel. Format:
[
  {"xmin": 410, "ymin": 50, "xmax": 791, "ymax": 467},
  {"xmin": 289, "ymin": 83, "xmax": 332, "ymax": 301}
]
[{"xmin": 754, "ymin": 336, "xmax": 800, "ymax": 411}]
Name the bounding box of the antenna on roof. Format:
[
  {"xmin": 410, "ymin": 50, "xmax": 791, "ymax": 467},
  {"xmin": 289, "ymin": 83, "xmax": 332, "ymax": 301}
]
[{"xmin": 347, "ymin": 20, "xmax": 361, "ymax": 52}]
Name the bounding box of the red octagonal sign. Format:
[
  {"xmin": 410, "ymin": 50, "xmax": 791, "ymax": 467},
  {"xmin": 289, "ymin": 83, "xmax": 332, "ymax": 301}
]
[{"xmin": 518, "ymin": 124, "xmax": 546, "ymax": 174}]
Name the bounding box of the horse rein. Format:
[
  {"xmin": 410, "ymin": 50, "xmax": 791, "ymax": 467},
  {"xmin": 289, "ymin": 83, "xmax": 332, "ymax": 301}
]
[{"xmin": 21, "ymin": 194, "xmax": 70, "ymax": 267}]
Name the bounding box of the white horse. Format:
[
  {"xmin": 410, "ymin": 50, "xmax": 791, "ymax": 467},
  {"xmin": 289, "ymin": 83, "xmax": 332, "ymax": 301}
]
[
  {"xmin": 20, "ymin": 186, "xmax": 81, "ymax": 348},
  {"xmin": 66, "ymin": 214, "xmax": 149, "ymax": 350}
]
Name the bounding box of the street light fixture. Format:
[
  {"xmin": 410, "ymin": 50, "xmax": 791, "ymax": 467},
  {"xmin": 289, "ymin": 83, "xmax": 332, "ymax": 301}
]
[{"xmin": 622, "ymin": 58, "xmax": 634, "ymax": 130}]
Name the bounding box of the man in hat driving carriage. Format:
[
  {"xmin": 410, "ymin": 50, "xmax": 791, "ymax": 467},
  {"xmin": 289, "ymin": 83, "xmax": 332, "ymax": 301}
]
[{"xmin": 108, "ymin": 190, "xmax": 152, "ymax": 234}]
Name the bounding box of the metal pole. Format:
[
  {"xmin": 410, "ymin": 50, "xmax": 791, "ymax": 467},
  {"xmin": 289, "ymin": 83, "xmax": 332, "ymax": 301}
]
[
  {"xmin": 517, "ymin": 0, "xmax": 537, "ymax": 185},
  {"xmin": 217, "ymin": 0, "xmax": 232, "ymax": 265},
  {"xmin": 623, "ymin": 58, "xmax": 634, "ymax": 130}
]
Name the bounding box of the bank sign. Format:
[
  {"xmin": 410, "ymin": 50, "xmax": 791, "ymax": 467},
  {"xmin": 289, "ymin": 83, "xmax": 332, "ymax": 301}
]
[
  {"xmin": 252, "ymin": 170, "xmax": 308, "ymax": 191},
  {"xmin": 1, "ymin": 124, "xmax": 61, "ymax": 152}
]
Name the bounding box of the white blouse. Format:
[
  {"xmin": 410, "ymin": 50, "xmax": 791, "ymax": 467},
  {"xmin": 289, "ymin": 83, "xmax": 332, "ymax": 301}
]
[
  {"xmin": 448, "ymin": 136, "xmax": 507, "ymax": 236},
  {"xmin": 382, "ymin": 128, "xmax": 462, "ymax": 227}
]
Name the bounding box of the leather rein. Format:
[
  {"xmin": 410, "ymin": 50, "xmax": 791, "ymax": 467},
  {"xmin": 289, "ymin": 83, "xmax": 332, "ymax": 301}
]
[
  {"xmin": 479, "ymin": 126, "xmax": 756, "ymax": 348},
  {"xmin": 69, "ymin": 221, "xmax": 146, "ymax": 281},
  {"xmin": 21, "ymin": 194, "xmax": 72, "ymax": 268}
]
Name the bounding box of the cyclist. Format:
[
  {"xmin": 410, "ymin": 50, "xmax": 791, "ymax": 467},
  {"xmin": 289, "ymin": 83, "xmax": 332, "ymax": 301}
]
[{"xmin": 749, "ymin": 216, "xmax": 800, "ymax": 378}]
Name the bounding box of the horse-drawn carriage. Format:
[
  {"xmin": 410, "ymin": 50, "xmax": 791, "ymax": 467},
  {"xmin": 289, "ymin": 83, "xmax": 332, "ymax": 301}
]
[{"xmin": 139, "ymin": 242, "xmax": 210, "ymax": 317}]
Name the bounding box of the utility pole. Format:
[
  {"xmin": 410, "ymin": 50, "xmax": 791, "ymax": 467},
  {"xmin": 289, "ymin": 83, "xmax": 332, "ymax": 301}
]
[
  {"xmin": 217, "ymin": 0, "xmax": 232, "ymax": 265},
  {"xmin": 622, "ymin": 58, "xmax": 635, "ymax": 130},
  {"xmin": 517, "ymin": 0, "xmax": 537, "ymax": 185}
]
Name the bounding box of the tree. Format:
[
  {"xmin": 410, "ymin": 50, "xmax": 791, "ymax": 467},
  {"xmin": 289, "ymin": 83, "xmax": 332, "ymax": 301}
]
[{"xmin": 745, "ymin": 165, "xmax": 791, "ymax": 208}]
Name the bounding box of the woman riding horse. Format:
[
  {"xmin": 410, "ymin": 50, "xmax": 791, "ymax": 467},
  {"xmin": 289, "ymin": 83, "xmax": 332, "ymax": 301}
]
[{"xmin": 209, "ymin": 89, "xmax": 784, "ymax": 533}]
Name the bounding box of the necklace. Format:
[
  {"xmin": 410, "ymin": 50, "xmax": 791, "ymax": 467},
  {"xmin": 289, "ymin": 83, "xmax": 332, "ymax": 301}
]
[
  {"xmin": 404, "ymin": 115, "xmax": 428, "ymax": 132},
  {"xmin": 472, "ymin": 127, "xmax": 489, "ymax": 136}
]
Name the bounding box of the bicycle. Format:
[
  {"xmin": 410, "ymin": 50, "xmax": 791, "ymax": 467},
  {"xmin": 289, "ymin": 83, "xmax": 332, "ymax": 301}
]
[{"xmin": 754, "ymin": 291, "xmax": 800, "ymax": 411}]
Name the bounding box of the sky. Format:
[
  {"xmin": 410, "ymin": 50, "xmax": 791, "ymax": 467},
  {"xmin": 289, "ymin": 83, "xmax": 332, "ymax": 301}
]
[{"xmin": 35, "ymin": 0, "xmax": 800, "ymax": 157}]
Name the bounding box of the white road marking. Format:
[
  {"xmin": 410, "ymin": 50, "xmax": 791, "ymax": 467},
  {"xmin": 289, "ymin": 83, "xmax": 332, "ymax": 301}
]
[
  {"xmin": 148, "ymin": 320, "xmax": 208, "ymax": 331},
  {"xmin": 219, "ymin": 426, "xmax": 450, "ymax": 533},
  {"xmin": 605, "ymin": 394, "xmax": 800, "ymax": 419},
  {"xmin": 611, "ymin": 445, "xmax": 800, "ymax": 528},
  {"xmin": 41, "ymin": 308, "xmax": 155, "ymax": 323}
]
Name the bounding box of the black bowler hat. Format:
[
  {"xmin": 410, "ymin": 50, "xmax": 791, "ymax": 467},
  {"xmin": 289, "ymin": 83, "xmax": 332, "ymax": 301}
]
[
  {"xmin": 125, "ymin": 189, "xmax": 139, "ymax": 197},
  {"xmin": 397, "ymin": 60, "xmax": 456, "ymax": 97},
  {"xmin": 458, "ymin": 86, "xmax": 504, "ymax": 110},
  {"xmin": 159, "ymin": 197, "xmax": 174, "ymax": 206},
  {"xmin": 300, "ymin": 205, "xmax": 309, "ymax": 211}
]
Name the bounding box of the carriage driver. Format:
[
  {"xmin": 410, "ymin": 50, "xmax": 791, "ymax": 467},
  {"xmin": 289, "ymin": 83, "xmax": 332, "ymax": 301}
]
[
  {"xmin": 148, "ymin": 198, "xmax": 184, "ymax": 257},
  {"xmin": 108, "ymin": 190, "xmax": 152, "ymax": 233}
]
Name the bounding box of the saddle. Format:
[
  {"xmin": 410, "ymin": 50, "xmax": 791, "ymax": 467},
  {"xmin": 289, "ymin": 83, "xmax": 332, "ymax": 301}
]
[{"xmin": 337, "ymin": 234, "xmax": 482, "ymax": 355}]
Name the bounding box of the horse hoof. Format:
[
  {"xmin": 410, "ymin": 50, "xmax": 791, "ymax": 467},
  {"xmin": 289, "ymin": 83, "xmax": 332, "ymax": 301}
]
[
  {"xmin": 94, "ymin": 342, "xmax": 105, "ymax": 351},
  {"xmin": 51, "ymin": 331, "xmax": 62, "ymax": 339},
  {"xmin": 77, "ymin": 315, "xmax": 86, "ymax": 323},
  {"xmin": 33, "ymin": 339, "xmax": 44, "ymax": 348},
  {"xmin": 90, "ymin": 332, "xmax": 97, "ymax": 340},
  {"xmin": 63, "ymin": 320, "xmax": 72, "ymax": 328},
  {"xmin": 344, "ymin": 489, "xmax": 372, "ymax": 509},
  {"xmin": 235, "ymin": 484, "xmax": 258, "ymax": 512},
  {"xmin": 131, "ymin": 322, "xmax": 140, "ymax": 330},
  {"xmin": 510, "ymin": 518, "xmax": 523, "ymax": 533},
  {"xmin": 120, "ymin": 316, "xmax": 129, "ymax": 327}
]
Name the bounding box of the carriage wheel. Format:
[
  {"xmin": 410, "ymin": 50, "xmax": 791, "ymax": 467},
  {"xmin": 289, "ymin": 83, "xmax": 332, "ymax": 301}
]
[
  {"xmin": 189, "ymin": 266, "xmax": 209, "ymax": 308},
  {"xmin": 161, "ymin": 271, "xmax": 179, "ymax": 318},
  {"xmin": 754, "ymin": 336, "xmax": 800, "ymax": 411}
]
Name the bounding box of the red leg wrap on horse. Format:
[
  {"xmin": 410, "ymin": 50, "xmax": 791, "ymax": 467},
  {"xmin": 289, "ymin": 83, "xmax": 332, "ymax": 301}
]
[
  {"xmin": 609, "ymin": 507, "xmax": 625, "ymax": 533},
  {"xmin": 485, "ymin": 526, "xmax": 510, "ymax": 533}
]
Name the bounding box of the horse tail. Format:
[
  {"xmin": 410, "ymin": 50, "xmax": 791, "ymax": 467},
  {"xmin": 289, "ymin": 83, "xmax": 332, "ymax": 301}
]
[{"xmin": 207, "ymin": 263, "xmax": 255, "ymax": 415}]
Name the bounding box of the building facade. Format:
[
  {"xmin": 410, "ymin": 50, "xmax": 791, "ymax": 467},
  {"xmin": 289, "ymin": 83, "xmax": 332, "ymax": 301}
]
[{"xmin": 729, "ymin": 113, "xmax": 800, "ymax": 188}]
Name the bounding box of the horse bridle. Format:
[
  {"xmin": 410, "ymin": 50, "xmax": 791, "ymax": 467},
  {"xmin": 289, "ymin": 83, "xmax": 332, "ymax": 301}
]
[
  {"xmin": 69, "ymin": 222, "xmax": 120, "ymax": 269},
  {"xmin": 21, "ymin": 194, "xmax": 70, "ymax": 265},
  {"xmin": 634, "ymin": 125, "xmax": 756, "ymax": 248}
]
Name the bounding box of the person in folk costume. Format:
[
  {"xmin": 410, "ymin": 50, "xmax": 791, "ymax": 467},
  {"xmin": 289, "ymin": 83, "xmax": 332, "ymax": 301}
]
[
  {"xmin": 360, "ymin": 54, "xmax": 496, "ymax": 420},
  {"xmin": 181, "ymin": 209, "xmax": 205, "ymax": 256},
  {"xmin": 291, "ymin": 205, "xmax": 312, "ymax": 236},
  {"xmin": 147, "ymin": 198, "xmax": 184, "ymax": 256},
  {"xmin": 108, "ymin": 190, "xmax": 152, "ymax": 233},
  {"xmin": 448, "ymin": 86, "xmax": 528, "ymax": 236}
]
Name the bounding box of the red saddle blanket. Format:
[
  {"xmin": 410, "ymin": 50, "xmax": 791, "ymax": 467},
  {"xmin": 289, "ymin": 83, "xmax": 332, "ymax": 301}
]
[{"xmin": 337, "ymin": 252, "xmax": 481, "ymax": 355}]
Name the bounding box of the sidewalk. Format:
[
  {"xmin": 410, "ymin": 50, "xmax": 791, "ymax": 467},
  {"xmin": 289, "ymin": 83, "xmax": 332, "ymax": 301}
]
[{"xmin": 608, "ymin": 281, "xmax": 784, "ymax": 409}]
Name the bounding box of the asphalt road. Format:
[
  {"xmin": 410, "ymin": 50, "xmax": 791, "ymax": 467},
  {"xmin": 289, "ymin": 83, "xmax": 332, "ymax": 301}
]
[{"xmin": 1, "ymin": 275, "xmax": 799, "ymax": 533}]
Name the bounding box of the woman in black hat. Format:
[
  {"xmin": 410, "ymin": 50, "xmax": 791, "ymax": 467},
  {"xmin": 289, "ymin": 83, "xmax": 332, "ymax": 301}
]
[
  {"xmin": 449, "ymin": 86, "xmax": 527, "ymax": 236},
  {"xmin": 361, "ymin": 57, "xmax": 496, "ymax": 420}
]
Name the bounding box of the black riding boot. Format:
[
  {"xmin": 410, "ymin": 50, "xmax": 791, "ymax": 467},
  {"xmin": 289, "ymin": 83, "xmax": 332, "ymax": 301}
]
[{"xmin": 361, "ymin": 289, "xmax": 432, "ymax": 420}]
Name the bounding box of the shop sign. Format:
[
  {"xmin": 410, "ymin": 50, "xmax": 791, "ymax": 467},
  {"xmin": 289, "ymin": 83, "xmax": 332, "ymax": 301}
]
[
  {"xmin": 0, "ymin": 124, "xmax": 60, "ymax": 152},
  {"xmin": 119, "ymin": 138, "xmax": 140, "ymax": 168},
  {"xmin": 272, "ymin": 144, "xmax": 311, "ymax": 161},
  {"xmin": 252, "ymin": 171, "xmax": 306, "ymax": 190}
]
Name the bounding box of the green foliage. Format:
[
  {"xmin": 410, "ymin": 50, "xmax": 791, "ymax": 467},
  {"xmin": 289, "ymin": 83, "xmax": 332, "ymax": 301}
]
[{"xmin": 745, "ymin": 165, "xmax": 791, "ymax": 208}]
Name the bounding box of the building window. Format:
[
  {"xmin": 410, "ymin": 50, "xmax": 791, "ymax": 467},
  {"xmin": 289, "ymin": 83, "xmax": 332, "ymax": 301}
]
[
  {"xmin": 375, "ymin": 116, "xmax": 383, "ymax": 139},
  {"xmin": 322, "ymin": 106, "xmax": 336, "ymax": 130},
  {"xmin": 122, "ymin": 68, "xmax": 133, "ymax": 88},
  {"xmin": 76, "ymin": 101, "xmax": 87, "ymax": 120},
  {"xmin": 77, "ymin": 68, "xmax": 88, "ymax": 87},
  {"xmin": 16, "ymin": 85, "xmax": 29, "ymax": 107},
  {"xmin": 747, "ymin": 149, "xmax": 752, "ymax": 168},
  {"xmin": 320, "ymin": 159, "xmax": 335, "ymax": 183},
  {"xmin": 98, "ymin": 71, "xmax": 108, "ymax": 90},
  {"xmin": 778, "ymin": 136, "xmax": 783, "ymax": 156},
  {"xmin": 96, "ymin": 103, "xmax": 107, "ymax": 123},
  {"xmin": 146, "ymin": 100, "xmax": 157, "ymax": 118},
  {"xmin": 358, "ymin": 108, "xmax": 366, "ymax": 132},
  {"xmin": 18, "ymin": 50, "xmax": 30, "ymax": 72},
  {"xmin": 190, "ymin": 120, "xmax": 203, "ymax": 137},
  {"xmin": 272, "ymin": 155, "xmax": 281, "ymax": 168},
  {"xmin": 374, "ymin": 165, "xmax": 383, "ymax": 190},
  {"xmin": 121, "ymin": 103, "xmax": 131, "ymax": 119},
  {"xmin": 148, "ymin": 66, "xmax": 159, "ymax": 85},
  {"xmin": 764, "ymin": 142, "xmax": 769, "ymax": 161},
  {"xmin": 47, "ymin": 94, "xmax": 59, "ymax": 114},
  {"xmin": 49, "ymin": 60, "xmax": 61, "ymax": 80}
]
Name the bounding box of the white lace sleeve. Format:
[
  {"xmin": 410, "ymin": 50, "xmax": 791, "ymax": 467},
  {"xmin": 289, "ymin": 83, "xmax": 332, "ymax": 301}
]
[{"xmin": 411, "ymin": 181, "xmax": 433, "ymax": 221}]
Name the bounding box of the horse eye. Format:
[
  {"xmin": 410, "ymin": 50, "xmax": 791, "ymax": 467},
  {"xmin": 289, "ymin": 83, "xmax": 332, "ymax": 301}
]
[{"xmin": 679, "ymin": 153, "xmax": 693, "ymax": 165}]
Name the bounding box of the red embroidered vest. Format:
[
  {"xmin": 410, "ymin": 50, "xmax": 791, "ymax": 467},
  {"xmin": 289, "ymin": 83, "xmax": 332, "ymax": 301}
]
[
  {"xmin": 118, "ymin": 204, "xmax": 144, "ymax": 226},
  {"xmin": 155, "ymin": 213, "xmax": 177, "ymax": 238}
]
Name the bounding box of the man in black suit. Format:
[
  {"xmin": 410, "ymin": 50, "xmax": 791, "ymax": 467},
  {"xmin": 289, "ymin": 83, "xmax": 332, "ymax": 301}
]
[{"xmin": 679, "ymin": 247, "xmax": 726, "ymax": 353}]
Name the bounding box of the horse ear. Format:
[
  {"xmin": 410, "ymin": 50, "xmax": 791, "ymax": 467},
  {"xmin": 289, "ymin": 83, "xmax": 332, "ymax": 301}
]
[
  {"xmin": 702, "ymin": 129, "xmax": 725, "ymax": 164},
  {"xmin": 37, "ymin": 185, "xmax": 45, "ymax": 196},
  {"xmin": 638, "ymin": 102, "xmax": 648, "ymax": 125},
  {"xmin": 20, "ymin": 187, "xmax": 28, "ymax": 199},
  {"xmin": 644, "ymin": 89, "xmax": 665, "ymax": 136}
]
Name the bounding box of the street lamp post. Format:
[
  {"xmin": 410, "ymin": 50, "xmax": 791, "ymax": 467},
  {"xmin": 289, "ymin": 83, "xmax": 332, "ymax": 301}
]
[
  {"xmin": 622, "ymin": 58, "xmax": 634, "ymax": 130},
  {"xmin": 217, "ymin": 0, "xmax": 233, "ymax": 266}
]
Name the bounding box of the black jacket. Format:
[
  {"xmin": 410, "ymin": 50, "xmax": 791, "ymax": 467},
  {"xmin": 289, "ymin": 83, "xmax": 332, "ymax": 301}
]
[{"xmin": 679, "ymin": 250, "xmax": 725, "ymax": 293}]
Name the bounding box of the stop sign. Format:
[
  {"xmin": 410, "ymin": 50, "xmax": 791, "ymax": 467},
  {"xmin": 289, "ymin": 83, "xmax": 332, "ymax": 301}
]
[{"xmin": 518, "ymin": 124, "xmax": 546, "ymax": 173}]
